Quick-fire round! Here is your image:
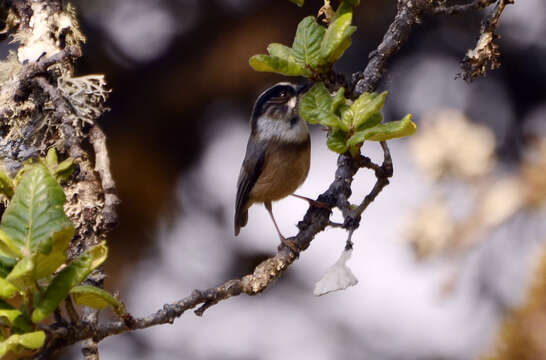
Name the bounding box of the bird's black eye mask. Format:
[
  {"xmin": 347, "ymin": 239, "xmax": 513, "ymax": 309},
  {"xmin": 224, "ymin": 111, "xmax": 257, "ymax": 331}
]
[{"xmin": 251, "ymin": 85, "xmax": 296, "ymax": 124}]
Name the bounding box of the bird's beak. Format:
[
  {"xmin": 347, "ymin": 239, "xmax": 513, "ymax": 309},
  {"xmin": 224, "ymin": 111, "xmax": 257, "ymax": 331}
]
[{"xmin": 297, "ymin": 82, "xmax": 312, "ymax": 95}]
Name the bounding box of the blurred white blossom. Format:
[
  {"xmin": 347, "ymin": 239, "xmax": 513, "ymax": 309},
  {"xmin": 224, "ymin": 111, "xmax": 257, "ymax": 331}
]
[{"xmin": 411, "ymin": 110, "xmax": 496, "ymax": 180}]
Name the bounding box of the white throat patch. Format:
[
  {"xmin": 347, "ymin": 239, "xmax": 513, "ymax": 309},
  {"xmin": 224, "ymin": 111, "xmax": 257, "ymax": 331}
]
[{"xmin": 256, "ymin": 116, "xmax": 309, "ymax": 143}]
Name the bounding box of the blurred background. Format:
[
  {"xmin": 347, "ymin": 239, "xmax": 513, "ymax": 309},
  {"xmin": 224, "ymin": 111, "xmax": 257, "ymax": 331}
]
[{"xmin": 4, "ymin": 0, "xmax": 543, "ymax": 358}]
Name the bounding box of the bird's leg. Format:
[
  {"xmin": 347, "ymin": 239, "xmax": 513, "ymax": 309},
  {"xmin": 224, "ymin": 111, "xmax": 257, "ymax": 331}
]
[
  {"xmin": 264, "ymin": 201, "xmax": 300, "ymax": 253},
  {"xmin": 291, "ymin": 194, "xmax": 330, "ymax": 209}
]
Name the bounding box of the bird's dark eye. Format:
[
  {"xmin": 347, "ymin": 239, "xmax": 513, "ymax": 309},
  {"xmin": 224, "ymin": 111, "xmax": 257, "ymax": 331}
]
[
  {"xmin": 290, "ymin": 116, "xmax": 298, "ymax": 127},
  {"xmin": 278, "ymin": 90, "xmax": 288, "ymax": 98}
]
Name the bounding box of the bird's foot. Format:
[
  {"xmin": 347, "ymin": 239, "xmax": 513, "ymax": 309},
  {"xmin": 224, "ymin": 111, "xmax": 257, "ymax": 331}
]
[{"xmin": 278, "ymin": 237, "xmax": 301, "ymax": 254}]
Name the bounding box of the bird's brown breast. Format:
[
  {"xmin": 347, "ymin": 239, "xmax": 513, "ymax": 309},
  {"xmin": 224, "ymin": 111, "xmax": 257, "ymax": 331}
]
[{"xmin": 249, "ymin": 137, "xmax": 310, "ymax": 203}]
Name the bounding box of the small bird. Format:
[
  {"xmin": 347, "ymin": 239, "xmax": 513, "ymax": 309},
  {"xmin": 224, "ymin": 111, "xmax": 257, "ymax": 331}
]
[{"xmin": 234, "ymin": 82, "xmax": 311, "ymax": 252}]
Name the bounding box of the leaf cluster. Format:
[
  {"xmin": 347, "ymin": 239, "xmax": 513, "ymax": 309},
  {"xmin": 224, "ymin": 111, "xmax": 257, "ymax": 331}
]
[
  {"xmin": 250, "ymin": 1, "xmax": 357, "ymax": 78},
  {"xmin": 251, "ymin": 1, "xmax": 417, "ymax": 155},
  {"xmin": 0, "ymin": 149, "xmax": 122, "ymax": 358},
  {"xmin": 299, "ymin": 83, "xmax": 416, "ymax": 154}
]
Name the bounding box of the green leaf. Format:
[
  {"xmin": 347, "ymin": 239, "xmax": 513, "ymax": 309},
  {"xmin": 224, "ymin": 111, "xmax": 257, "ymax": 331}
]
[
  {"xmin": 249, "ymin": 55, "xmax": 310, "ymax": 77},
  {"xmin": 289, "ymin": 0, "xmax": 304, "ymax": 6},
  {"xmin": 31, "ymin": 242, "xmax": 108, "ymax": 323},
  {"xmin": 321, "ymin": 12, "xmax": 356, "ymax": 63},
  {"xmin": 0, "ymin": 331, "xmax": 45, "ymax": 357},
  {"xmin": 0, "ymin": 277, "xmax": 18, "ymax": 299},
  {"xmin": 0, "ymin": 299, "xmax": 32, "ymax": 332},
  {"xmin": 347, "ymin": 114, "xmax": 417, "ymax": 146},
  {"xmin": 0, "ymin": 308, "xmax": 21, "ymax": 326},
  {"xmin": 331, "ymin": 87, "xmax": 346, "ymax": 114},
  {"xmin": 327, "ymin": 129, "xmax": 349, "ymax": 154},
  {"xmin": 356, "ymin": 112, "xmax": 383, "ymax": 131},
  {"xmin": 5, "ymin": 257, "xmax": 34, "ymax": 290},
  {"xmin": 299, "ymin": 83, "xmax": 348, "ymax": 131},
  {"xmin": 0, "ymin": 169, "xmax": 14, "ymax": 199},
  {"xmin": 53, "ymin": 158, "xmax": 75, "ymax": 183},
  {"xmin": 292, "ymin": 16, "xmax": 326, "ymax": 68},
  {"xmin": 70, "ymin": 285, "xmax": 125, "ymax": 314},
  {"xmin": 45, "ymin": 148, "xmax": 58, "ymax": 169},
  {"xmin": 267, "ymin": 43, "xmax": 293, "ymax": 60},
  {"xmin": 351, "ymin": 91, "xmax": 388, "ymax": 130},
  {"xmin": 332, "ymin": 0, "xmax": 359, "ymax": 21},
  {"xmin": 0, "ymin": 164, "xmax": 74, "ymax": 279}
]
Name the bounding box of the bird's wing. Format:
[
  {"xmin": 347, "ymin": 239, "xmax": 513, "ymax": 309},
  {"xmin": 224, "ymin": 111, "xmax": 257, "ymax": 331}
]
[{"xmin": 234, "ymin": 139, "xmax": 266, "ymax": 235}]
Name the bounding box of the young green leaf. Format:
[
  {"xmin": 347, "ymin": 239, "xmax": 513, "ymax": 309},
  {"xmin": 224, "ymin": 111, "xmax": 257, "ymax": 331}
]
[
  {"xmin": 356, "ymin": 112, "xmax": 383, "ymax": 131},
  {"xmin": 0, "ymin": 163, "xmax": 74, "ymax": 265},
  {"xmin": 327, "ymin": 129, "xmax": 349, "ymax": 154},
  {"xmin": 292, "ymin": 16, "xmax": 326, "ymax": 68},
  {"xmin": 70, "ymin": 285, "xmax": 125, "ymax": 314},
  {"xmin": 331, "ymin": 87, "xmax": 346, "ymax": 114},
  {"xmin": 0, "ymin": 169, "xmax": 14, "ymax": 199},
  {"xmin": 267, "ymin": 43, "xmax": 294, "ymax": 60},
  {"xmin": 0, "ymin": 299, "xmax": 32, "ymax": 332},
  {"xmin": 0, "ymin": 277, "xmax": 18, "ymax": 299},
  {"xmin": 0, "ymin": 331, "xmax": 45, "ymax": 357},
  {"xmin": 31, "ymin": 242, "xmax": 108, "ymax": 323},
  {"xmin": 320, "ymin": 12, "xmax": 356, "ymax": 63},
  {"xmin": 5, "ymin": 257, "xmax": 34, "ymax": 290},
  {"xmin": 299, "ymin": 83, "xmax": 348, "ymax": 131},
  {"xmin": 45, "ymin": 148, "xmax": 58, "ymax": 169},
  {"xmin": 351, "ymin": 91, "xmax": 388, "ymax": 130},
  {"xmin": 249, "ymin": 55, "xmax": 310, "ymax": 77},
  {"xmin": 347, "ymin": 114, "xmax": 417, "ymax": 146}
]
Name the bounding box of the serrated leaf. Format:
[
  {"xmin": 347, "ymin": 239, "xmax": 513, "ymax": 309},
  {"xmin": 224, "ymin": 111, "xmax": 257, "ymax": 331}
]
[
  {"xmin": 249, "ymin": 55, "xmax": 310, "ymax": 77},
  {"xmin": 327, "ymin": 129, "xmax": 349, "ymax": 154},
  {"xmin": 299, "ymin": 83, "xmax": 348, "ymax": 131},
  {"xmin": 292, "ymin": 16, "xmax": 326, "ymax": 68},
  {"xmin": 70, "ymin": 285, "xmax": 124, "ymax": 314},
  {"xmin": 289, "ymin": 0, "xmax": 304, "ymax": 6},
  {"xmin": 32, "ymin": 242, "xmax": 108, "ymax": 323},
  {"xmin": 0, "ymin": 169, "xmax": 14, "ymax": 198},
  {"xmin": 0, "ymin": 164, "xmax": 74, "ymax": 255},
  {"xmin": 347, "ymin": 114, "xmax": 416, "ymax": 146},
  {"xmin": 321, "ymin": 12, "xmax": 356, "ymax": 63},
  {"xmin": 0, "ymin": 331, "xmax": 45, "ymax": 357},
  {"xmin": 0, "ymin": 164, "xmax": 74, "ymax": 278},
  {"xmin": 351, "ymin": 91, "xmax": 388, "ymax": 130}
]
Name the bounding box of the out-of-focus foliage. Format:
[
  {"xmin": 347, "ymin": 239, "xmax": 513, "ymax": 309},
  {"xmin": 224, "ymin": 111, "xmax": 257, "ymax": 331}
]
[{"xmin": 410, "ymin": 110, "xmax": 496, "ymax": 180}]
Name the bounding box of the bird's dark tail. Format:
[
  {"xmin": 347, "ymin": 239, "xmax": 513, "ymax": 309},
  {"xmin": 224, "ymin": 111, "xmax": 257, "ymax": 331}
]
[{"xmin": 234, "ymin": 209, "xmax": 248, "ymax": 236}]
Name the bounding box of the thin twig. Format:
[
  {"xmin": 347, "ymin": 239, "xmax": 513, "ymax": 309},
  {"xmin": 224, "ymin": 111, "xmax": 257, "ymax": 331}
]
[
  {"xmin": 429, "ymin": 0, "xmax": 496, "ymax": 15},
  {"xmin": 89, "ymin": 125, "xmax": 120, "ymax": 230}
]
